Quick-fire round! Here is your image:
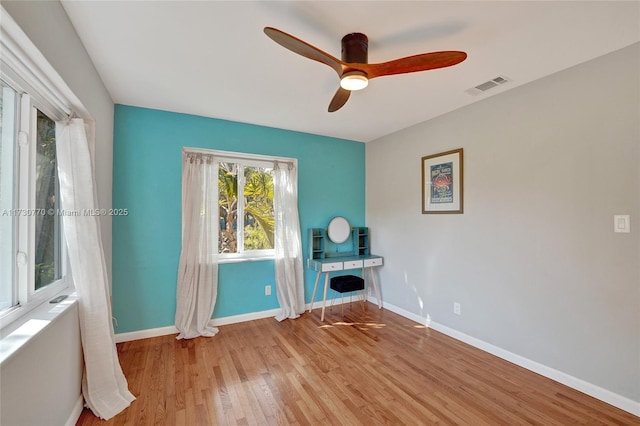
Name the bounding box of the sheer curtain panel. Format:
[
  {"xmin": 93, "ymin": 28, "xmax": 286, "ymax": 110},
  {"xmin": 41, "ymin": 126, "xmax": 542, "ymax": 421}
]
[
  {"xmin": 273, "ymin": 162, "xmax": 305, "ymax": 321},
  {"xmin": 175, "ymin": 153, "xmax": 219, "ymax": 339},
  {"xmin": 55, "ymin": 119, "xmax": 135, "ymax": 420}
]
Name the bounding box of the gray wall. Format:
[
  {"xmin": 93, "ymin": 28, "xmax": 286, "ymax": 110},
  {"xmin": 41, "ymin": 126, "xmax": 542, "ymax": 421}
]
[
  {"xmin": 1, "ymin": 1, "xmax": 114, "ymax": 424},
  {"xmin": 0, "ymin": 305, "xmax": 82, "ymax": 426},
  {"xmin": 367, "ymin": 43, "xmax": 639, "ymax": 403}
]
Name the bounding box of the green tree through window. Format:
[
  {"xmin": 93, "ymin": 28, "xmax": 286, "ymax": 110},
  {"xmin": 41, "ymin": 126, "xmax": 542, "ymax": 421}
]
[
  {"xmin": 34, "ymin": 110, "xmax": 61, "ymax": 289},
  {"xmin": 218, "ymin": 162, "xmax": 274, "ymax": 254}
]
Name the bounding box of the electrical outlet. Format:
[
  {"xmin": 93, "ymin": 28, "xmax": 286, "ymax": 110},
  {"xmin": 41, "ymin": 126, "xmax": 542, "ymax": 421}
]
[
  {"xmin": 265, "ymin": 285, "xmax": 272, "ymax": 296},
  {"xmin": 453, "ymin": 302, "xmax": 461, "ymax": 315}
]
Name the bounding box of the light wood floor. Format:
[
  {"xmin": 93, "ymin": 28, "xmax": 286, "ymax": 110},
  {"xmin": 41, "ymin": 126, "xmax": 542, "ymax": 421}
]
[{"xmin": 77, "ymin": 303, "xmax": 638, "ymax": 425}]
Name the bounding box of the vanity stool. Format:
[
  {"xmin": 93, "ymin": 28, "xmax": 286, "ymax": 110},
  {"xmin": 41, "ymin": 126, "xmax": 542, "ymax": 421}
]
[{"xmin": 330, "ymin": 275, "xmax": 365, "ymax": 314}]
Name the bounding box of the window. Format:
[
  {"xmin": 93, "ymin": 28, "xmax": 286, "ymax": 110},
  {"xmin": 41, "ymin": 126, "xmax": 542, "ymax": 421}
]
[
  {"xmin": 34, "ymin": 110, "xmax": 62, "ymax": 289},
  {"xmin": 0, "ymin": 6, "xmax": 88, "ymax": 333},
  {"xmin": 0, "ymin": 79, "xmax": 67, "ymax": 320},
  {"xmin": 218, "ymin": 157, "xmax": 276, "ymax": 261},
  {"xmin": 188, "ymin": 149, "xmax": 295, "ymax": 262},
  {"xmin": 218, "ymin": 160, "xmax": 275, "ymax": 256}
]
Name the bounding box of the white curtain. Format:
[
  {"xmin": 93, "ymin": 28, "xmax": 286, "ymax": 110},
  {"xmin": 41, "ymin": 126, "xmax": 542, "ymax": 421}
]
[
  {"xmin": 273, "ymin": 162, "xmax": 305, "ymax": 321},
  {"xmin": 55, "ymin": 119, "xmax": 135, "ymax": 420},
  {"xmin": 174, "ymin": 153, "xmax": 219, "ymax": 339}
]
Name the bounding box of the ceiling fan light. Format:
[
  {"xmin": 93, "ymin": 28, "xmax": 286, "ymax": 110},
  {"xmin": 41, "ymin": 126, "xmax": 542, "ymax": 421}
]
[{"xmin": 340, "ymin": 72, "xmax": 368, "ymax": 91}]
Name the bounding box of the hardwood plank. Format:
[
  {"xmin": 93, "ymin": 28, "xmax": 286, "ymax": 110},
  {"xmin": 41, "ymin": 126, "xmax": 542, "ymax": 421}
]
[{"xmin": 76, "ymin": 303, "xmax": 639, "ymax": 425}]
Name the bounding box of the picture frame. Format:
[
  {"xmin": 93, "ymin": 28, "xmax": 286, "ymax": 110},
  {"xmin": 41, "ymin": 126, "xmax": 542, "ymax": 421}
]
[{"xmin": 421, "ymin": 148, "xmax": 463, "ymax": 214}]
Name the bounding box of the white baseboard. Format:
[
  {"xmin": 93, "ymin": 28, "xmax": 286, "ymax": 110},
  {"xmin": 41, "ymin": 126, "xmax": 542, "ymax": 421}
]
[
  {"xmin": 114, "ymin": 298, "xmax": 640, "ymax": 417},
  {"xmin": 115, "ymin": 324, "xmax": 177, "ymax": 343},
  {"xmin": 379, "ymin": 299, "xmax": 640, "ymax": 417},
  {"xmin": 115, "ymin": 298, "xmax": 357, "ymax": 343},
  {"xmin": 211, "ymin": 308, "xmax": 281, "ymax": 326},
  {"xmin": 64, "ymin": 395, "xmax": 84, "ymax": 426},
  {"xmin": 115, "ymin": 308, "xmax": 280, "ymax": 343}
]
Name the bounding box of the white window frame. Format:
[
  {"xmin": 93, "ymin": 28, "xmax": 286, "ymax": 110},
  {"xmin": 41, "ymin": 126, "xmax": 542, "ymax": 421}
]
[
  {"xmin": 0, "ymin": 84, "xmax": 69, "ymax": 325},
  {"xmin": 185, "ymin": 148, "xmax": 296, "ymax": 263},
  {"xmin": 0, "ymin": 84, "xmax": 17, "ymax": 311},
  {"xmin": 0, "ymin": 6, "xmax": 91, "ymax": 329}
]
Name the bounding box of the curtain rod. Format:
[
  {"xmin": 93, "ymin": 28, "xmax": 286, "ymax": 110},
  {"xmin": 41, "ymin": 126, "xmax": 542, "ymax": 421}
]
[{"xmin": 183, "ymin": 148, "xmax": 295, "ymax": 167}]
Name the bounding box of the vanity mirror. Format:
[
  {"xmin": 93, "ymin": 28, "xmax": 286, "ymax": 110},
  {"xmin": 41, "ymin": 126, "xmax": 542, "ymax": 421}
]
[{"xmin": 327, "ymin": 216, "xmax": 351, "ymax": 244}]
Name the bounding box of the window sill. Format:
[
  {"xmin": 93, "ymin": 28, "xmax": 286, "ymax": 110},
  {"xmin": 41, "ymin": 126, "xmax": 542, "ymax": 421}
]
[
  {"xmin": 217, "ymin": 256, "xmax": 275, "ymax": 264},
  {"xmin": 0, "ymin": 291, "xmax": 78, "ymax": 365}
]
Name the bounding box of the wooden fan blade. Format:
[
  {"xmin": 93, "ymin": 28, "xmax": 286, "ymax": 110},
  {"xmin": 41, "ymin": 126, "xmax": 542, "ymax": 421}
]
[
  {"xmin": 264, "ymin": 27, "xmax": 344, "ymax": 76},
  {"xmin": 361, "ymin": 51, "xmax": 467, "ymax": 79},
  {"xmin": 328, "ymin": 87, "xmax": 351, "ymax": 112}
]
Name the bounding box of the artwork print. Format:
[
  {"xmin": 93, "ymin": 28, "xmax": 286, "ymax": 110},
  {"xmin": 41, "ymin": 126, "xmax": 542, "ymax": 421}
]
[
  {"xmin": 421, "ymin": 148, "xmax": 463, "ymax": 214},
  {"xmin": 430, "ymin": 162, "xmax": 453, "ymax": 204}
]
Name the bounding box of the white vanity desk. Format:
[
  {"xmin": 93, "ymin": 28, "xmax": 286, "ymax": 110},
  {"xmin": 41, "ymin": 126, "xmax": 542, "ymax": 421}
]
[
  {"xmin": 307, "ymin": 255, "xmax": 383, "ymax": 321},
  {"xmin": 307, "ymin": 217, "xmax": 383, "ymax": 321}
]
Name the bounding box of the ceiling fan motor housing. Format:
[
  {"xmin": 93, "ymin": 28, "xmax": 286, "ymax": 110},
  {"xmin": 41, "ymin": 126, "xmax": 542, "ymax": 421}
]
[{"xmin": 341, "ymin": 33, "xmax": 368, "ymax": 64}]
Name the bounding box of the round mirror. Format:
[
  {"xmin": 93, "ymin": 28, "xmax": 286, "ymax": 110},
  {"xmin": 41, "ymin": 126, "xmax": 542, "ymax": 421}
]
[{"xmin": 327, "ymin": 216, "xmax": 351, "ymax": 244}]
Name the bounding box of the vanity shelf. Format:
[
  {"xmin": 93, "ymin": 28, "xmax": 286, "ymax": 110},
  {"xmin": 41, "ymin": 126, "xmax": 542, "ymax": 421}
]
[
  {"xmin": 308, "ymin": 226, "xmax": 371, "ymax": 260},
  {"xmin": 353, "ymin": 227, "xmax": 369, "ymax": 256},
  {"xmin": 309, "ymin": 228, "xmax": 326, "ymax": 260}
]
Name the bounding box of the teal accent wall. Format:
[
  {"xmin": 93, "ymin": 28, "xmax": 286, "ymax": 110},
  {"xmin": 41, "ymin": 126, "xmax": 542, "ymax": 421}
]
[{"xmin": 112, "ymin": 105, "xmax": 365, "ymax": 333}]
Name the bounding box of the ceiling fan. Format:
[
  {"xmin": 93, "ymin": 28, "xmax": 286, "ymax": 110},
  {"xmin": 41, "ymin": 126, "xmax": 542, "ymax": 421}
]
[{"xmin": 264, "ymin": 27, "xmax": 467, "ymax": 112}]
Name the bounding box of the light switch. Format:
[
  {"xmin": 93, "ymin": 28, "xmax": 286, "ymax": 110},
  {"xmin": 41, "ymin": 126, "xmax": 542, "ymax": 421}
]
[{"xmin": 614, "ymin": 215, "xmax": 630, "ymax": 233}]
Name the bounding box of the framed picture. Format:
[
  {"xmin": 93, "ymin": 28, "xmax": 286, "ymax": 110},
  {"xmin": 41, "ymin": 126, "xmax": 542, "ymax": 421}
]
[{"xmin": 421, "ymin": 148, "xmax": 463, "ymax": 214}]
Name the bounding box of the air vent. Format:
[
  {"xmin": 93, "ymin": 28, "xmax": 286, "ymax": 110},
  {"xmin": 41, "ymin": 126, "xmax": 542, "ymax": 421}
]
[{"xmin": 465, "ymin": 75, "xmax": 511, "ymax": 96}]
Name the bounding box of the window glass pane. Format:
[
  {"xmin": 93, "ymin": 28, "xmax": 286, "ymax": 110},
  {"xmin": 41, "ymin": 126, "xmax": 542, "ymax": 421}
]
[
  {"xmin": 218, "ymin": 162, "xmax": 238, "ymax": 253},
  {"xmin": 0, "ymin": 82, "xmax": 17, "ymax": 309},
  {"xmin": 34, "ymin": 110, "xmax": 61, "ymax": 290},
  {"xmin": 243, "ymin": 166, "xmax": 274, "ymax": 250}
]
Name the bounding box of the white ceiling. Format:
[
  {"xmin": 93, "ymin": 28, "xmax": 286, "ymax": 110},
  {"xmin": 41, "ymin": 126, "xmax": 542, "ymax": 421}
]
[{"xmin": 60, "ymin": 1, "xmax": 639, "ymax": 143}]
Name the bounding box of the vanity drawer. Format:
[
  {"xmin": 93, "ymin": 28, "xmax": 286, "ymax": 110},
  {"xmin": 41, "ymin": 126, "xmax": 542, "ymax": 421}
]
[
  {"xmin": 343, "ymin": 260, "xmax": 364, "ymax": 269},
  {"xmin": 364, "ymin": 258, "xmax": 383, "ymax": 267},
  {"xmin": 321, "ymin": 262, "xmax": 343, "ymax": 272}
]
